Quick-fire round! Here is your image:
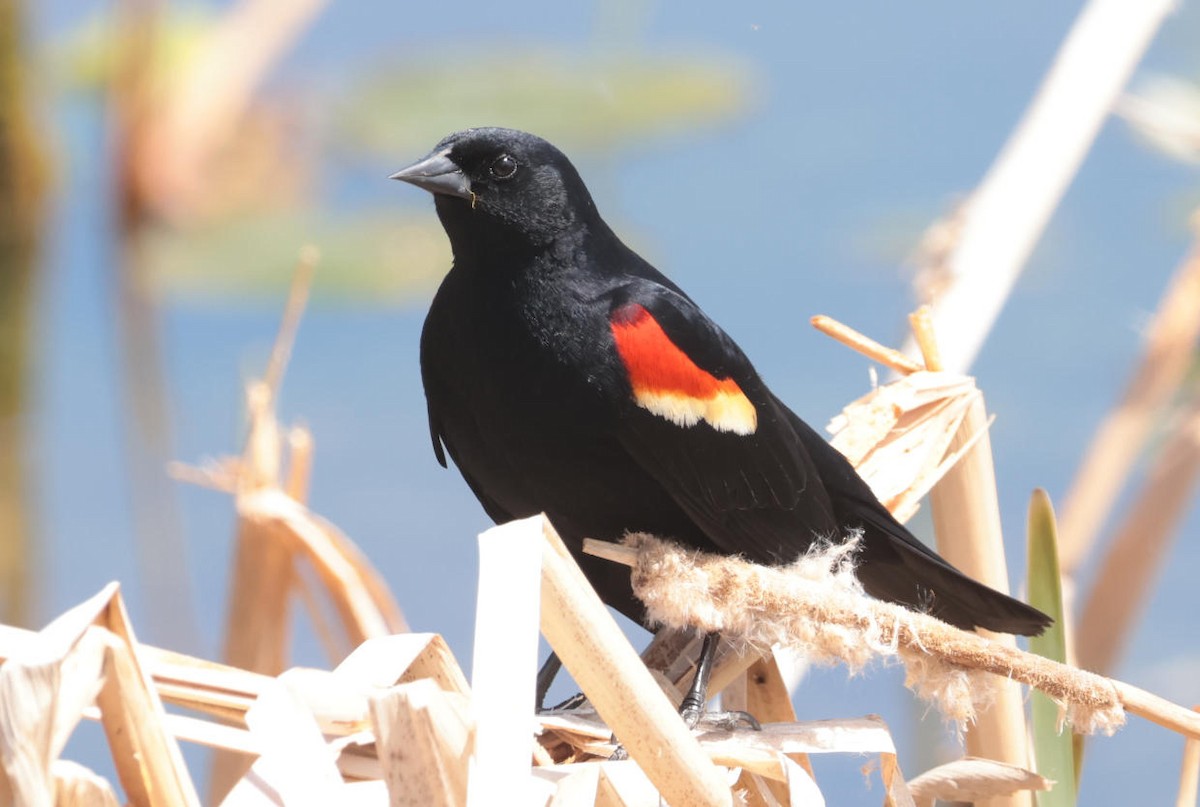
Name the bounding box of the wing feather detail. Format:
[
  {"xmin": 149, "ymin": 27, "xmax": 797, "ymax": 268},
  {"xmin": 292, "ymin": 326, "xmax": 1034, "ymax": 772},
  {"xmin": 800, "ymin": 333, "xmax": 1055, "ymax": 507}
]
[{"xmin": 610, "ymin": 303, "xmax": 757, "ymax": 435}]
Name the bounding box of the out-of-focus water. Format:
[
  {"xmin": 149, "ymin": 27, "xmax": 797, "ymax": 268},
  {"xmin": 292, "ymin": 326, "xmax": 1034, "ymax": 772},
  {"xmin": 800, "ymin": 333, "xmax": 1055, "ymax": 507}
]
[{"xmin": 28, "ymin": 1, "xmax": 1200, "ymax": 802}]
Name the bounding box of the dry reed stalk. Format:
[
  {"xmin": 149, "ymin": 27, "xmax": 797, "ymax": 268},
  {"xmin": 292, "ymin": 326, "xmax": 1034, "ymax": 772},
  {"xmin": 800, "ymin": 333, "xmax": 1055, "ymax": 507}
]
[
  {"xmin": 551, "ymin": 713, "xmax": 913, "ymax": 803},
  {"xmin": 1076, "ymin": 400, "xmax": 1200, "ymax": 675},
  {"xmin": 264, "ymin": 245, "xmax": 317, "ymax": 397},
  {"xmin": 527, "ymin": 515, "xmax": 733, "ymax": 806},
  {"xmin": 810, "ymin": 314, "xmax": 924, "ymax": 375},
  {"xmin": 639, "ymin": 627, "xmax": 702, "ymax": 680},
  {"xmin": 1, "ymin": 624, "xmax": 464, "ymax": 767},
  {"xmin": 124, "ymin": 646, "xmax": 266, "ymax": 726},
  {"xmin": 544, "ymin": 764, "xmax": 602, "ymax": 805},
  {"xmin": 696, "ymin": 718, "xmax": 914, "ymax": 805},
  {"xmin": 74, "ymin": 633, "xmax": 471, "ymax": 784},
  {"xmin": 534, "ymin": 760, "xmax": 668, "ymax": 805},
  {"xmin": 642, "ymin": 631, "xmax": 772, "ymax": 718},
  {"xmin": 211, "ymin": 492, "xmax": 296, "ymax": 798},
  {"xmin": 238, "ymin": 489, "xmax": 407, "ymax": 642},
  {"xmin": 286, "ymin": 425, "xmax": 314, "ymax": 502},
  {"xmin": 907, "ymin": 758, "xmax": 1050, "ymax": 807},
  {"xmin": 907, "ymin": 306, "xmax": 943, "ymax": 372},
  {"xmin": 828, "ymin": 374, "xmax": 984, "ymax": 523},
  {"xmin": 52, "ymin": 760, "xmax": 121, "ymax": 807},
  {"xmin": 468, "ymin": 519, "xmax": 545, "ymax": 804},
  {"xmin": 721, "ymin": 655, "xmax": 798, "ymax": 724},
  {"xmin": 370, "ymin": 679, "xmax": 470, "ymax": 807},
  {"xmin": 814, "ymin": 312, "xmax": 1049, "ymax": 802},
  {"xmin": 1109, "ymin": 681, "xmax": 1200, "ymax": 741},
  {"xmin": 720, "ymin": 654, "xmax": 807, "ymax": 805},
  {"xmin": 814, "ymin": 314, "xmax": 999, "ymax": 525},
  {"xmin": 585, "ymin": 535, "xmax": 1200, "ymax": 744},
  {"xmin": 734, "ymin": 758, "xmax": 822, "ymax": 807},
  {"xmin": 98, "ymin": 635, "xmax": 200, "ymax": 807},
  {"xmin": 294, "ymin": 560, "xmax": 351, "ymax": 662},
  {"xmin": 221, "ymin": 675, "xmax": 381, "ymax": 805},
  {"xmin": 1179, "ymin": 707, "xmax": 1200, "ymax": 807},
  {"xmin": 210, "ymin": 256, "xmax": 315, "ymax": 797},
  {"xmin": 925, "ymin": 394, "xmax": 1031, "ymax": 806},
  {"xmin": 0, "ymin": 584, "xmax": 201, "ymax": 807},
  {"xmin": 815, "ymin": 312, "xmax": 1031, "ymax": 801},
  {"xmin": 1058, "ymin": 231, "xmax": 1200, "ymax": 574},
  {"xmin": 134, "ymin": 0, "xmax": 329, "ymax": 221},
  {"xmin": 335, "ymin": 632, "xmax": 469, "ymax": 699},
  {"xmin": 901, "ymin": 0, "xmax": 1174, "ymax": 374},
  {"xmin": 746, "ymin": 655, "xmax": 796, "ymax": 722},
  {"xmin": 535, "ymin": 700, "xmax": 929, "ymax": 803},
  {"xmin": 187, "ymin": 259, "xmax": 409, "ymax": 798}
]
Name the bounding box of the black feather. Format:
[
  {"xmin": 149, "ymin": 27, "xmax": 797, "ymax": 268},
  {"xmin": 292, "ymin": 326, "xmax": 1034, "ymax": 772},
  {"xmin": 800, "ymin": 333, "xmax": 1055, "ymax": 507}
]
[{"xmin": 403, "ymin": 127, "xmax": 1050, "ymax": 637}]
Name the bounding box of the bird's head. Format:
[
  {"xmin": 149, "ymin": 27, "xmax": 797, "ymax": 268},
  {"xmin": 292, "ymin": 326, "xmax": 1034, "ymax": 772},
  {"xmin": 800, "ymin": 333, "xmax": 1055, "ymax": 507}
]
[{"xmin": 390, "ymin": 128, "xmax": 600, "ymax": 254}]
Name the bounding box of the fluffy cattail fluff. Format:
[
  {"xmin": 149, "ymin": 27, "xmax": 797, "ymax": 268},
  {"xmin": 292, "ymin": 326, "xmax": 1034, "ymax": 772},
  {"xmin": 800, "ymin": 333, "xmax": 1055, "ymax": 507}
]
[{"xmin": 624, "ymin": 532, "xmax": 1124, "ymax": 735}]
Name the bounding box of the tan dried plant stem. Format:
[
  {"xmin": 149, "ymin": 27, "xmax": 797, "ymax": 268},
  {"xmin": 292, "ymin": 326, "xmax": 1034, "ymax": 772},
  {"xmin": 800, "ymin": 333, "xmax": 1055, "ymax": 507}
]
[
  {"xmin": 888, "ymin": 307, "xmax": 1026, "ymax": 805},
  {"xmin": 830, "ymin": 307, "xmax": 1036, "ymax": 802},
  {"xmin": 1058, "ymin": 228, "xmax": 1200, "ymax": 575},
  {"xmin": 721, "ymin": 654, "xmax": 810, "ymax": 805},
  {"xmin": 908, "ymin": 758, "xmax": 1050, "ymax": 807},
  {"xmin": 1076, "ymin": 400, "xmax": 1200, "ymax": 675},
  {"xmin": 1179, "ymin": 707, "xmax": 1200, "ymax": 807},
  {"xmin": 584, "ymin": 536, "xmax": 1200, "ymax": 743},
  {"xmin": 211, "ymin": 254, "xmax": 314, "ymax": 799},
  {"xmin": 813, "ymin": 309, "xmax": 1033, "ymax": 802},
  {"xmin": 907, "ymin": 306, "xmax": 943, "ymax": 372},
  {"xmin": 534, "ymin": 516, "xmax": 733, "ymax": 807},
  {"xmin": 0, "ymin": 584, "xmax": 202, "ymax": 807},
  {"xmin": 928, "ymin": 392, "xmax": 1030, "ymax": 806},
  {"xmin": 901, "ymin": 0, "xmax": 1174, "ymax": 374},
  {"xmin": 810, "ymin": 315, "xmax": 924, "ymax": 375},
  {"xmin": 133, "ymin": 0, "xmax": 329, "ymax": 221},
  {"xmin": 207, "ymin": 254, "xmax": 407, "ymax": 800}
]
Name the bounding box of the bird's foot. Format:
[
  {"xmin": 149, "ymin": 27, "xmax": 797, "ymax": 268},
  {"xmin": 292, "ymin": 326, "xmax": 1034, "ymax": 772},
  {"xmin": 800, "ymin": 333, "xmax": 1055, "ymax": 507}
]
[
  {"xmin": 683, "ymin": 707, "xmax": 762, "ymax": 732},
  {"xmin": 678, "ymin": 692, "xmax": 762, "ymax": 731},
  {"xmin": 539, "ymin": 692, "xmax": 588, "ymax": 713},
  {"xmin": 607, "ymin": 704, "xmax": 762, "ymax": 761}
]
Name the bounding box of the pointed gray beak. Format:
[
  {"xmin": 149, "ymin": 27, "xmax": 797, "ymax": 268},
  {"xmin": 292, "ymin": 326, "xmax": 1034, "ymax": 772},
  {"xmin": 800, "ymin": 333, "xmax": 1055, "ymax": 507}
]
[{"xmin": 389, "ymin": 149, "xmax": 473, "ymax": 200}]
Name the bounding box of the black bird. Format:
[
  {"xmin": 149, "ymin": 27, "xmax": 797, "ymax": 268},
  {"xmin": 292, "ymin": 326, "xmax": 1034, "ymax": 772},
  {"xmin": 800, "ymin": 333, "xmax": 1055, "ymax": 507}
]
[{"xmin": 392, "ymin": 127, "xmax": 1050, "ymax": 723}]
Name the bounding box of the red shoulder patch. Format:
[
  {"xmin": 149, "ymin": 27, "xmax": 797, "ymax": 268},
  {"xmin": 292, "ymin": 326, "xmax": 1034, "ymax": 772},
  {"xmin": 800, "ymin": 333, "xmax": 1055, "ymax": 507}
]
[{"xmin": 610, "ymin": 304, "xmax": 757, "ymax": 435}]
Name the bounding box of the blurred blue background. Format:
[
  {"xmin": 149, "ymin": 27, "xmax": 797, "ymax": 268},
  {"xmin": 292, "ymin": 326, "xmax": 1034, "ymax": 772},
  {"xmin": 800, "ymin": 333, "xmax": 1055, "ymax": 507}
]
[{"xmin": 14, "ymin": 0, "xmax": 1200, "ymax": 802}]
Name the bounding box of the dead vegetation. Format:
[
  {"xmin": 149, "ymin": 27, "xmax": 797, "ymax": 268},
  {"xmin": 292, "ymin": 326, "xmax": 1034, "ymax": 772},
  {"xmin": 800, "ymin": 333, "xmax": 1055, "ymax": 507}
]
[{"xmin": 0, "ymin": 256, "xmax": 1198, "ymax": 805}]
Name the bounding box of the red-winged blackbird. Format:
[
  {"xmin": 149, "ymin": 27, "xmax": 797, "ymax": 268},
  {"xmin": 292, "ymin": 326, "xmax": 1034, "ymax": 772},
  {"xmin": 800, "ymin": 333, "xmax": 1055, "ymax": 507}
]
[{"xmin": 393, "ymin": 128, "xmax": 1050, "ymax": 715}]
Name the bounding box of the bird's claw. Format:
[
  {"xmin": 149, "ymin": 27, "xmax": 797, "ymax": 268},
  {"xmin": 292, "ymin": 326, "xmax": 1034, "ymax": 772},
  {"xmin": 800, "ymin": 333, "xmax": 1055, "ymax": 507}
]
[
  {"xmin": 690, "ymin": 709, "xmax": 762, "ymax": 732},
  {"xmin": 608, "ymin": 707, "xmax": 762, "ymax": 760},
  {"xmin": 539, "ymin": 692, "xmax": 588, "ymax": 713},
  {"xmin": 679, "ymin": 703, "xmax": 705, "ymax": 730}
]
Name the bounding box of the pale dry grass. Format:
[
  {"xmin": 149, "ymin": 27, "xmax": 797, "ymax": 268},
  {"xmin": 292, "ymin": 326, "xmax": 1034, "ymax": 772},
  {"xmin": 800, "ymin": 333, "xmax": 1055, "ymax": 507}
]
[{"xmin": 1, "ymin": 278, "xmax": 1197, "ymax": 804}]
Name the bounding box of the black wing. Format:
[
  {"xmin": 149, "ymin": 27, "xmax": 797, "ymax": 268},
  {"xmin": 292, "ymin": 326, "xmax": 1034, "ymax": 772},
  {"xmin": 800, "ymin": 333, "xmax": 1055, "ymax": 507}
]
[
  {"xmin": 607, "ymin": 282, "xmax": 842, "ymax": 565},
  {"xmin": 606, "ymin": 282, "xmax": 1049, "ymax": 635}
]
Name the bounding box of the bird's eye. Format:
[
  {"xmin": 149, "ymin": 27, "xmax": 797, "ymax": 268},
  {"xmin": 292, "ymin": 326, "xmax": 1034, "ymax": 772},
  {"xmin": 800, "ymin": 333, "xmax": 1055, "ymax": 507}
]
[{"xmin": 489, "ymin": 154, "xmax": 517, "ymax": 180}]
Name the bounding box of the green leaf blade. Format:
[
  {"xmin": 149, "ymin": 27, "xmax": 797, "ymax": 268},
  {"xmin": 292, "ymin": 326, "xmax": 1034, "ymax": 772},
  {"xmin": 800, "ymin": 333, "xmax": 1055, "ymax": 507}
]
[{"xmin": 1026, "ymin": 488, "xmax": 1079, "ymax": 807}]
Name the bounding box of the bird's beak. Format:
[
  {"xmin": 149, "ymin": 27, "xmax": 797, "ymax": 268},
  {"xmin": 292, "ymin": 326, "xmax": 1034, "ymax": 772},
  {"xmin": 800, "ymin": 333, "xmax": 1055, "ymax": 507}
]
[{"xmin": 389, "ymin": 149, "xmax": 473, "ymax": 200}]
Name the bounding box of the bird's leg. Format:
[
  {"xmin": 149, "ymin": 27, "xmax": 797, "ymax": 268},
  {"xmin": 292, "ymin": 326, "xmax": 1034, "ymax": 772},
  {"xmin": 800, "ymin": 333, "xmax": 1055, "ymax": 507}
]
[
  {"xmin": 608, "ymin": 631, "xmax": 758, "ymax": 761},
  {"xmin": 535, "ymin": 651, "xmax": 588, "ymax": 712},
  {"xmin": 678, "ymin": 631, "xmax": 720, "ymax": 727},
  {"xmin": 679, "ymin": 631, "xmax": 761, "ymax": 731},
  {"xmin": 535, "ymin": 652, "xmax": 562, "ymax": 711}
]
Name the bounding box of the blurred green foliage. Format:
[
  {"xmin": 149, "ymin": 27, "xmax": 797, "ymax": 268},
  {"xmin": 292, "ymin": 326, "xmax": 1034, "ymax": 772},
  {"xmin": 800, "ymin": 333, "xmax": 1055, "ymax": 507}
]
[
  {"xmin": 0, "ymin": 0, "xmax": 49, "ymax": 626},
  {"xmin": 141, "ymin": 212, "xmax": 451, "ymax": 305},
  {"xmin": 53, "ymin": 9, "xmax": 753, "ymax": 306},
  {"xmin": 339, "ymin": 50, "xmax": 753, "ymax": 157},
  {"xmin": 1026, "ymin": 489, "xmax": 1079, "ymax": 807},
  {"xmin": 53, "ymin": 5, "xmax": 212, "ymax": 90}
]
